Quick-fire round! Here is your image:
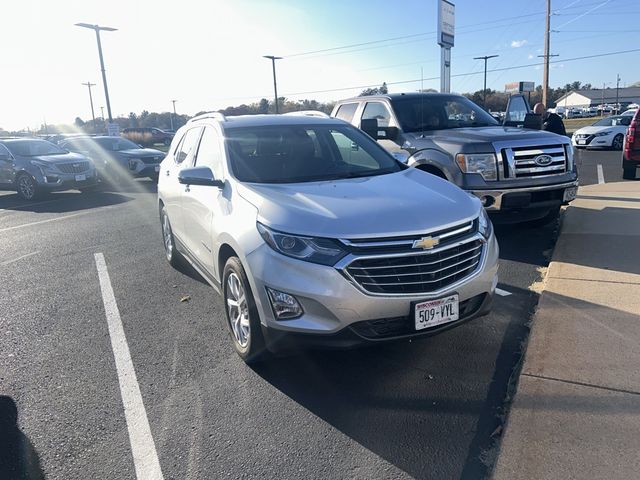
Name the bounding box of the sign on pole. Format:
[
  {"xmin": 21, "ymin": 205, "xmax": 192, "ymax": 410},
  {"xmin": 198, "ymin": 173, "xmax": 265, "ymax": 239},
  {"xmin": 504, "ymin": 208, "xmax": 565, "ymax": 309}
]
[
  {"xmin": 505, "ymin": 81, "xmax": 536, "ymax": 93},
  {"xmin": 438, "ymin": 0, "xmax": 455, "ymax": 47},
  {"xmin": 438, "ymin": 0, "xmax": 455, "ymax": 93},
  {"xmin": 107, "ymin": 122, "xmax": 120, "ymax": 137}
]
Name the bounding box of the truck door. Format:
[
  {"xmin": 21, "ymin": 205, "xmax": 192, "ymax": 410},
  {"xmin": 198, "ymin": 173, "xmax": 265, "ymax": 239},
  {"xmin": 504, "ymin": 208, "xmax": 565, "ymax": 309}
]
[
  {"xmin": 503, "ymin": 94, "xmax": 531, "ymax": 128},
  {"xmin": 359, "ymin": 101, "xmax": 408, "ymax": 162}
]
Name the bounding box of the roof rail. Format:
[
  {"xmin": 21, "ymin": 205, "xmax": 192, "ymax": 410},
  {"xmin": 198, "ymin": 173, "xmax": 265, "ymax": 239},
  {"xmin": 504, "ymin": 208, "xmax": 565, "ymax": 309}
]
[
  {"xmin": 188, "ymin": 111, "xmax": 226, "ymax": 123},
  {"xmin": 283, "ymin": 110, "xmax": 330, "ymax": 118}
]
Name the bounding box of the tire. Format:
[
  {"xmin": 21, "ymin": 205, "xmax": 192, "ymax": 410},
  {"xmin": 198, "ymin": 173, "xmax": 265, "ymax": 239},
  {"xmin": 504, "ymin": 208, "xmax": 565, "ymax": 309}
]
[
  {"xmin": 160, "ymin": 206, "xmax": 183, "ymax": 268},
  {"xmin": 612, "ymin": 134, "xmax": 624, "ymax": 151},
  {"xmin": 16, "ymin": 174, "xmax": 39, "ymax": 201},
  {"xmin": 524, "ymin": 206, "xmax": 561, "ymax": 227},
  {"xmin": 222, "ymin": 256, "xmax": 268, "ymax": 364},
  {"xmin": 623, "ymin": 167, "xmax": 636, "ymax": 180}
]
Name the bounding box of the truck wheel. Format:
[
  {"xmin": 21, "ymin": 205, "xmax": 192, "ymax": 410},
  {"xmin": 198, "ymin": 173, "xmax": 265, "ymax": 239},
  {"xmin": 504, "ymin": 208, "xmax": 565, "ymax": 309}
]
[
  {"xmin": 525, "ymin": 206, "xmax": 560, "ymax": 227},
  {"xmin": 623, "ymin": 167, "xmax": 636, "ymax": 180}
]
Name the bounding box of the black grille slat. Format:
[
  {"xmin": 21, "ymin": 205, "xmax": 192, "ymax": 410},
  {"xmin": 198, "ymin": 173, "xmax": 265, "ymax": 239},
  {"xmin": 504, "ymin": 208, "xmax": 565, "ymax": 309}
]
[
  {"xmin": 346, "ymin": 240, "xmax": 483, "ymax": 295},
  {"xmin": 57, "ymin": 162, "xmax": 90, "ymax": 174}
]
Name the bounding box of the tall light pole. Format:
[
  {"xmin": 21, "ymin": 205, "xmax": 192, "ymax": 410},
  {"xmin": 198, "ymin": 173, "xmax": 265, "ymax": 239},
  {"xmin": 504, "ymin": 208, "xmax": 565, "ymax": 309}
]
[
  {"xmin": 75, "ymin": 23, "xmax": 117, "ymax": 123},
  {"xmin": 171, "ymin": 99, "xmax": 177, "ymax": 131},
  {"xmin": 473, "ymin": 55, "xmax": 499, "ymax": 108},
  {"xmin": 82, "ymin": 81, "xmax": 96, "ymax": 129},
  {"xmin": 263, "ymin": 55, "xmax": 282, "ymax": 114}
]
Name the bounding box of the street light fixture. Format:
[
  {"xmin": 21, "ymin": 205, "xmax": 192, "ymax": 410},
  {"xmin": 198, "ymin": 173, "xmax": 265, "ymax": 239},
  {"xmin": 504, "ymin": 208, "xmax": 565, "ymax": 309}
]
[
  {"xmin": 75, "ymin": 23, "xmax": 117, "ymax": 123},
  {"xmin": 473, "ymin": 55, "xmax": 499, "ymax": 108},
  {"xmin": 263, "ymin": 55, "xmax": 282, "ymax": 114}
]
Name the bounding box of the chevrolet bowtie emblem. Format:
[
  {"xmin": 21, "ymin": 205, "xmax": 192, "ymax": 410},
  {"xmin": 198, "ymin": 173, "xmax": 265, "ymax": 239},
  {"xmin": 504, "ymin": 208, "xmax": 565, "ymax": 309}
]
[{"xmin": 413, "ymin": 236, "xmax": 440, "ymax": 250}]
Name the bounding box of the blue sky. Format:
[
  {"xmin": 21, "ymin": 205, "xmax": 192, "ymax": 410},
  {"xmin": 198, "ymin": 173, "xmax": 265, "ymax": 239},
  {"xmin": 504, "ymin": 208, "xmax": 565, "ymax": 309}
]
[{"xmin": 1, "ymin": 0, "xmax": 638, "ymax": 130}]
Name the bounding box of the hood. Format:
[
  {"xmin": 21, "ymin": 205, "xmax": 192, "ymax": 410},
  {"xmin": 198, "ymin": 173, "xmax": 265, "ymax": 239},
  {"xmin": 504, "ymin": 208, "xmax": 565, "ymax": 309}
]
[
  {"xmin": 237, "ymin": 168, "xmax": 481, "ymax": 239},
  {"xmin": 403, "ymin": 127, "xmax": 568, "ymax": 152},
  {"xmin": 27, "ymin": 152, "xmax": 90, "ymax": 165},
  {"xmin": 118, "ymin": 148, "xmax": 165, "ymax": 158},
  {"xmin": 575, "ymin": 125, "xmax": 625, "ymax": 135}
]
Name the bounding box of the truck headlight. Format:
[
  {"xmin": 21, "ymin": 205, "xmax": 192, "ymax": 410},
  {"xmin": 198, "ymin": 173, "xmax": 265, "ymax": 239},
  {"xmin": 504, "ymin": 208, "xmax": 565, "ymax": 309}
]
[
  {"xmin": 257, "ymin": 223, "xmax": 347, "ymax": 266},
  {"xmin": 478, "ymin": 208, "xmax": 493, "ymax": 240},
  {"xmin": 455, "ymin": 153, "xmax": 498, "ymax": 181}
]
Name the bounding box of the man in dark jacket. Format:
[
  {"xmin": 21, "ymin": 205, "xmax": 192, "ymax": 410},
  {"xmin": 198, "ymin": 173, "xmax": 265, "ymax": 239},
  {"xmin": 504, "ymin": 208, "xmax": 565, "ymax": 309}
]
[{"xmin": 533, "ymin": 103, "xmax": 567, "ymax": 136}]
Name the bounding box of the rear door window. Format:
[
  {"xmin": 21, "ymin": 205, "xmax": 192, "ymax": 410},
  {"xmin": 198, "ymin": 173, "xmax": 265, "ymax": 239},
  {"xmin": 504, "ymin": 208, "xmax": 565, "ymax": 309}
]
[{"xmin": 335, "ymin": 103, "xmax": 358, "ymax": 123}]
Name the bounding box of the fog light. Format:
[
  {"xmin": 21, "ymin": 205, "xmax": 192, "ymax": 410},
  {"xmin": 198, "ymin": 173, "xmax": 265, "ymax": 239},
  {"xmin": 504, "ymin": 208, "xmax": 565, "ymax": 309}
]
[{"xmin": 266, "ymin": 287, "xmax": 303, "ymax": 320}]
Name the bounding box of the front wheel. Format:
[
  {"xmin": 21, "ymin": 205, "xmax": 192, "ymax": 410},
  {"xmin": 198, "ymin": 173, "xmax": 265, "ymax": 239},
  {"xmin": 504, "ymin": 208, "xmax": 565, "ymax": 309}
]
[
  {"xmin": 223, "ymin": 256, "xmax": 268, "ymax": 364},
  {"xmin": 612, "ymin": 134, "xmax": 624, "ymax": 151},
  {"xmin": 16, "ymin": 174, "xmax": 39, "ymax": 201},
  {"xmin": 623, "ymin": 167, "xmax": 636, "ymax": 180}
]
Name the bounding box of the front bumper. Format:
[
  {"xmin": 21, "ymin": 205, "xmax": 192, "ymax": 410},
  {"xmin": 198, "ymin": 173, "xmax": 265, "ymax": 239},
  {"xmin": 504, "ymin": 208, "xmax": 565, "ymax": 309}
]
[
  {"xmin": 37, "ymin": 171, "xmax": 99, "ymax": 191},
  {"xmin": 468, "ymin": 179, "xmax": 579, "ymax": 212},
  {"xmin": 243, "ymin": 233, "xmax": 499, "ymax": 350},
  {"xmin": 126, "ymin": 159, "xmax": 161, "ymax": 177},
  {"xmin": 572, "ymin": 134, "xmax": 612, "ymax": 148}
]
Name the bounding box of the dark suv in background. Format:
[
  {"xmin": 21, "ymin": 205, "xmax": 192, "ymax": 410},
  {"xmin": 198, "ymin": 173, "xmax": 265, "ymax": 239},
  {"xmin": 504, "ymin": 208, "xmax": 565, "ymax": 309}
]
[{"xmin": 122, "ymin": 127, "xmax": 173, "ymax": 146}]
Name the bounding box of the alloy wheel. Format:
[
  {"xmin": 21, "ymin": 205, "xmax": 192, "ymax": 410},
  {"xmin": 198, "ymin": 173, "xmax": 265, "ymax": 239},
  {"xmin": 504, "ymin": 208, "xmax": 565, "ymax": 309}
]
[
  {"xmin": 18, "ymin": 176, "xmax": 35, "ymax": 200},
  {"xmin": 613, "ymin": 134, "xmax": 624, "ymax": 150},
  {"xmin": 225, "ymin": 272, "xmax": 250, "ymax": 348},
  {"xmin": 162, "ymin": 214, "xmax": 173, "ymax": 261}
]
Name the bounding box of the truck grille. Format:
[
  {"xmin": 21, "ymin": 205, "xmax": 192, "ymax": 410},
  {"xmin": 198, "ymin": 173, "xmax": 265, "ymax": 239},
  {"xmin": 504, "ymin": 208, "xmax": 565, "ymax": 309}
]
[
  {"xmin": 57, "ymin": 162, "xmax": 90, "ymax": 174},
  {"xmin": 344, "ymin": 238, "xmax": 483, "ymax": 295},
  {"xmin": 502, "ymin": 145, "xmax": 567, "ymax": 179}
]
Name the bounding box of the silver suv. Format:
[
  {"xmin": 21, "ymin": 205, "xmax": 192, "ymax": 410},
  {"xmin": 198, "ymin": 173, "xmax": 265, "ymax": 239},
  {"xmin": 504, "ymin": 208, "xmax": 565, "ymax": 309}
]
[{"xmin": 158, "ymin": 113, "xmax": 499, "ymax": 363}]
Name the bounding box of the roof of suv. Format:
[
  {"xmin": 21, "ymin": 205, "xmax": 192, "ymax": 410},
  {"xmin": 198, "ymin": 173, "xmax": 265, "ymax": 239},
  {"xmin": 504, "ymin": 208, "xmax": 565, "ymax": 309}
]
[
  {"xmin": 338, "ymin": 92, "xmax": 460, "ymax": 103},
  {"xmin": 191, "ymin": 114, "xmax": 345, "ymax": 129}
]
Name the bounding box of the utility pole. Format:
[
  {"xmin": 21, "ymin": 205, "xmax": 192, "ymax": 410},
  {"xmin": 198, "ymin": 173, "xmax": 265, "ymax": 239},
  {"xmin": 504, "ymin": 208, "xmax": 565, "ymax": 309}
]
[
  {"xmin": 473, "ymin": 55, "xmax": 499, "ymax": 108},
  {"xmin": 263, "ymin": 55, "xmax": 282, "ymax": 114},
  {"xmin": 82, "ymin": 81, "xmax": 96, "ymax": 129},
  {"xmin": 539, "ymin": 0, "xmax": 559, "ymax": 107},
  {"xmin": 75, "ymin": 23, "xmax": 117, "ymax": 123},
  {"xmin": 171, "ymin": 99, "xmax": 177, "ymax": 131},
  {"xmin": 615, "ymin": 74, "xmax": 620, "ymax": 113}
]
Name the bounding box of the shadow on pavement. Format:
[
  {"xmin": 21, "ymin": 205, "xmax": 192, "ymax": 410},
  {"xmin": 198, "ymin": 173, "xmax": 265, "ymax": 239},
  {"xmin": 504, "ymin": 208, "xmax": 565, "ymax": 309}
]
[
  {"xmin": 493, "ymin": 219, "xmax": 559, "ymax": 268},
  {"xmin": 0, "ymin": 396, "xmax": 45, "ymax": 480},
  {"xmin": 252, "ymin": 284, "xmax": 537, "ymax": 480},
  {"xmin": 0, "ymin": 191, "xmax": 133, "ymax": 214}
]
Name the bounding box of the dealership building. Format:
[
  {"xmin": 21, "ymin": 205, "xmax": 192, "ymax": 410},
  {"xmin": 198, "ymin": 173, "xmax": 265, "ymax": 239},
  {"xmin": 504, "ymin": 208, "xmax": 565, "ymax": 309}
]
[{"xmin": 554, "ymin": 87, "xmax": 640, "ymax": 108}]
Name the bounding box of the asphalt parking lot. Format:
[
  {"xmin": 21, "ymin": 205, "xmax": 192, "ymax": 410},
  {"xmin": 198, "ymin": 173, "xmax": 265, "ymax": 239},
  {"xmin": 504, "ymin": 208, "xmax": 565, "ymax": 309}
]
[{"xmin": 0, "ymin": 149, "xmax": 632, "ymax": 479}]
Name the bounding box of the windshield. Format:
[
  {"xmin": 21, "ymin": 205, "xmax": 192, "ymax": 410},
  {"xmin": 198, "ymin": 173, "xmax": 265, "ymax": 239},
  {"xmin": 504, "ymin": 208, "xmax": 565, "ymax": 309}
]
[
  {"xmin": 226, "ymin": 124, "xmax": 402, "ymax": 184},
  {"xmin": 391, "ymin": 95, "xmax": 499, "ymax": 132},
  {"xmin": 94, "ymin": 137, "xmax": 141, "ymax": 151},
  {"xmin": 592, "ymin": 116, "xmax": 630, "ymax": 127},
  {"xmin": 4, "ymin": 139, "xmax": 67, "ymax": 156}
]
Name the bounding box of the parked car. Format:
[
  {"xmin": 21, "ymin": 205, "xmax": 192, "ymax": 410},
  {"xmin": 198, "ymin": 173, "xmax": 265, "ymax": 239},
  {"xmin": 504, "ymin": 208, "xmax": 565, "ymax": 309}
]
[
  {"xmin": 0, "ymin": 138, "xmax": 98, "ymax": 200},
  {"xmin": 572, "ymin": 115, "xmax": 631, "ymax": 150},
  {"xmin": 158, "ymin": 112, "xmax": 499, "ymax": 363},
  {"xmin": 332, "ymin": 93, "xmax": 578, "ymax": 225},
  {"xmin": 60, "ymin": 136, "xmax": 165, "ymax": 182},
  {"xmin": 622, "ymin": 109, "xmax": 639, "ymax": 180},
  {"xmin": 622, "ymin": 108, "xmax": 638, "ymax": 116},
  {"xmin": 122, "ymin": 127, "xmax": 173, "ymax": 146}
]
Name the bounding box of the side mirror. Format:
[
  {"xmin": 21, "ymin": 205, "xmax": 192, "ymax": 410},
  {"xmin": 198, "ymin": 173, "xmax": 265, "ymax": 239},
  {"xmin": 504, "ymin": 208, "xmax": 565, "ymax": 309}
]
[
  {"xmin": 360, "ymin": 118, "xmax": 378, "ymax": 139},
  {"xmin": 178, "ymin": 166, "xmax": 224, "ymax": 188},
  {"xmin": 379, "ymin": 126, "xmax": 399, "ymax": 141}
]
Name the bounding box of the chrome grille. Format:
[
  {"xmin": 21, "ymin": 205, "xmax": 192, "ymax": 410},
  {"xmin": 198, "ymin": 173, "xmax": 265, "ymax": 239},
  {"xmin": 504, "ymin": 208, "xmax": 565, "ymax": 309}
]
[
  {"xmin": 141, "ymin": 156, "xmax": 162, "ymax": 165},
  {"xmin": 502, "ymin": 145, "xmax": 567, "ymax": 179},
  {"xmin": 345, "ymin": 238, "xmax": 483, "ymax": 295},
  {"xmin": 57, "ymin": 162, "xmax": 90, "ymax": 174}
]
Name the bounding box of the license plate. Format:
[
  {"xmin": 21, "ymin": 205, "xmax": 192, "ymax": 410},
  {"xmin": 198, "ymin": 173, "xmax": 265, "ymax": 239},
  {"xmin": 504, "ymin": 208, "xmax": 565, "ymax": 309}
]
[
  {"xmin": 75, "ymin": 174, "xmax": 86, "ymax": 181},
  {"xmin": 563, "ymin": 186, "xmax": 578, "ymax": 202},
  {"xmin": 577, "ymin": 140, "xmax": 586, "ymax": 145},
  {"xmin": 155, "ymin": 165, "xmax": 160, "ymax": 172},
  {"xmin": 414, "ymin": 294, "xmax": 459, "ymax": 331}
]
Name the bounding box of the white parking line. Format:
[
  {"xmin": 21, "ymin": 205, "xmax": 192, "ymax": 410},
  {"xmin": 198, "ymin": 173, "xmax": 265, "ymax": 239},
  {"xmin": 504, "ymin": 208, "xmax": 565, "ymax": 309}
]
[
  {"xmin": 94, "ymin": 253, "xmax": 164, "ymax": 480},
  {"xmin": 597, "ymin": 164, "xmax": 605, "ymax": 184},
  {"xmin": 0, "ymin": 251, "xmax": 39, "ymax": 267},
  {"xmin": 495, "ymin": 288, "xmax": 512, "ymax": 297}
]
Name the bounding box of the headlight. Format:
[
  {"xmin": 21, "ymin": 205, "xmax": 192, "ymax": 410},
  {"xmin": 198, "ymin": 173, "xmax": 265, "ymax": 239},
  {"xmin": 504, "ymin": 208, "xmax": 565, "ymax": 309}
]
[
  {"xmin": 594, "ymin": 130, "xmax": 612, "ymax": 137},
  {"xmin": 257, "ymin": 223, "xmax": 347, "ymax": 266},
  {"xmin": 455, "ymin": 153, "xmax": 498, "ymax": 181},
  {"xmin": 30, "ymin": 160, "xmax": 56, "ymax": 174},
  {"xmin": 478, "ymin": 208, "xmax": 493, "ymax": 240}
]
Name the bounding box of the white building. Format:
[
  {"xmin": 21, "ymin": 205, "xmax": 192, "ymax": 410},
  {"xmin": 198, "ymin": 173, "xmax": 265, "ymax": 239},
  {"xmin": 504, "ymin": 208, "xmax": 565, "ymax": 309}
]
[{"xmin": 554, "ymin": 87, "xmax": 640, "ymax": 109}]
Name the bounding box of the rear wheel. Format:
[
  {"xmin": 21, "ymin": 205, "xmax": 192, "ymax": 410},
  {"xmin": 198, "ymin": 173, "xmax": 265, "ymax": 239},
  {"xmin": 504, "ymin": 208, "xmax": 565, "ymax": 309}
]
[
  {"xmin": 623, "ymin": 167, "xmax": 636, "ymax": 180},
  {"xmin": 16, "ymin": 174, "xmax": 39, "ymax": 201},
  {"xmin": 223, "ymin": 256, "xmax": 268, "ymax": 364},
  {"xmin": 160, "ymin": 206, "xmax": 183, "ymax": 268},
  {"xmin": 612, "ymin": 134, "xmax": 624, "ymax": 151}
]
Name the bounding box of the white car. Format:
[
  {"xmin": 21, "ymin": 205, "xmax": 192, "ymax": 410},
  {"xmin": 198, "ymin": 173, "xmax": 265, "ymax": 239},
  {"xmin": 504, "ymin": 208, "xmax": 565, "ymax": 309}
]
[{"xmin": 572, "ymin": 115, "xmax": 632, "ymax": 150}]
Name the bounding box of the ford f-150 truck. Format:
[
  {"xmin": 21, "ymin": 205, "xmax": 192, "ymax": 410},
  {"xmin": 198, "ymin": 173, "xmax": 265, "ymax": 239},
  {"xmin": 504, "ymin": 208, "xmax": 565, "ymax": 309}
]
[{"xmin": 331, "ymin": 93, "xmax": 578, "ymax": 224}]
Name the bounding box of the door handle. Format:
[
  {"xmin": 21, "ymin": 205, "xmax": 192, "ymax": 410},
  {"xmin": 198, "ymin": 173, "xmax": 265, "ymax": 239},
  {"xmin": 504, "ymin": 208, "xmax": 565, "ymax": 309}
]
[
  {"xmin": 165, "ymin": 170, "xmax": 170, "ymax": 176},
  {"xmin": 184, "ymin": 185, "xmax": 190, "ymax": 193}
]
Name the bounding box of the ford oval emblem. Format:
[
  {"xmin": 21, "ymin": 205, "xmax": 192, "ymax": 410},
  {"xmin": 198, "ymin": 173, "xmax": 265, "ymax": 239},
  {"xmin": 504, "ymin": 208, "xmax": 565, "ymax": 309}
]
[{"xmin": 534, "ymin": 154, "xmax": 553, "ymax": 166}]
